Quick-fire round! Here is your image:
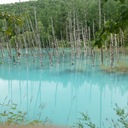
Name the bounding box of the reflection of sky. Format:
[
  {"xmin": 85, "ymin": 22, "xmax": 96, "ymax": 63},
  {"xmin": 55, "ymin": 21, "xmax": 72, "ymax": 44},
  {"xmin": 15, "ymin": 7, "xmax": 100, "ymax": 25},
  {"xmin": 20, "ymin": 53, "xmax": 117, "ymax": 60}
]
[{"xmin": 0, "ymin": 50, "xmax": 128, "ymax": 127}]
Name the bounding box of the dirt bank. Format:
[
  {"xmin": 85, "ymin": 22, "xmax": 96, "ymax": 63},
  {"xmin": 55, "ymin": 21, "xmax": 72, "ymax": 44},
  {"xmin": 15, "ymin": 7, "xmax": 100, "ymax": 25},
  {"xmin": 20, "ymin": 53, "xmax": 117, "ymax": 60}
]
[{"xmin": 0, "ymin": 125, "xmax": 70, "ymax": 128}]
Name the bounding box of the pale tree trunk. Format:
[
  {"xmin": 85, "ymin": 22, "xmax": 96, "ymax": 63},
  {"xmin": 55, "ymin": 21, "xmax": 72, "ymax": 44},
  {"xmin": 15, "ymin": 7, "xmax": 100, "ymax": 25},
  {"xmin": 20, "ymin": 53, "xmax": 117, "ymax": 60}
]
[
  {"xmin": 119, "ymin": 29, "xmax": 125, "ymax": 61},
  {"xmin": 114, "ymin": 34, "xmax": 118, "ymax": 64},
  {"xmin": 51, "ymin": 18, "xmax": 59, "ymax": 63},
  {"xmin": 93, "ymin": 21, "xmax": 95, "ymax": 39},
  {"xmin": 82, "ymin": 26, "xmax": 87, "ymax": 56},
  {"xmin": 66, "ymin": 20, "xmax": 69, "ymax": 42},
  {"xmin": 6, "ymin": 35, "xmax": 12, "ymax": 63},
  {"xmin": 29, "ymin": 17, "xmax": 40, "ymax": 62},
  {"xmin": 22, "ymin": 28, "xmax": 28, "ymax": 62},
  {"xmin": 68, "ymin": 11, "xmax": 74, "ymax": 65},
  {"xmin": 14, "ymin": 25, "xmax": 21, "ymax": 62},
  {"xmin": 51, "ymin": 17, "xmax": 56, "ymax": 52},
  {"xmin": 47, "ymin": 37, "xmax": 53, "ymax": 66},
  {"xmin": 76, "ymin": 17, "xmax": 81, "ymax": 59},
  {"xmin": 85, "ymin": 23, "xmax": 88, "ymax": 56},
  {"xmin": 92, "ymin": 21, "xmax": 95, "ymax": 66},
  {"xmin": 88, "ymin": 26, "xmax": 91, "ymax": 56},
  {"xmin": 117, "ymin": 34, "xmax": 120, "ymax": 62},
  {"xmin": 110, "ymin": 34, "xmax": 114, "ymax": 67},
  {"xmin": 28, "ymin": 19, "xmax": 36, "ymax": 49},
  {"xmin": 73, "ymin": 7, "xmax": 76, "ymax": 54},
  {"xmin": 0, "ymin": 35, "xmax": 4, "ymax": 62},
  {"xmin": 99, "ymin": 0, "xmax": 102, "ymax": 29},
  {"xmin": 34, "ymin": 7, "xmax": 43, "ymax": 66},
  {"xmin": 3, "ymin": 20, "xmax": 12, "ymax": 62},
  {"xmin": 121, "ymin": 31, "xmax": 125, "ymax": 58},
  {"xmin": 18, "ymin": 36, "xmax": 23, "ymax": 62},
  {"xmin": 99, "ymin": 0, "xmax": 104, "ymax": 65}
]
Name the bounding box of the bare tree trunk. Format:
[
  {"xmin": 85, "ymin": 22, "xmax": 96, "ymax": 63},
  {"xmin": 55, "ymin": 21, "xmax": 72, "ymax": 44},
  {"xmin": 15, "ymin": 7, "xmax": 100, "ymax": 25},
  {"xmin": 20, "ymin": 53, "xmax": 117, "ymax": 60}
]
[
  {"xmin": 47, "ymin": 37, "xmax": 53, "ymax": 66},
  {"xmin": 76, "ymin": 17, "xmax": 81, "ymax": 59},
  {"xmin": 85, "ymin": 23, "xmax": 88, "ymax": 56},
  {"xmin": 93, "ymin": 21, "xmax": 95, "ymax": 39},
  {"xmin": 68, "ymin": 11, "xmax": 74, "ymax": 65},
  {"xmin": 3, "ymin": 20, "xmax": 12, "ymax": 62},
  {"xmin": 92, "ymin": 21, "xmax": 95, "ymax": 66},
  {"xmin": 121, "ymin": 31, "xmax": 125, "ymax": 58},
  {"xmin": 114, "ymin": 34, "xmax": 118, "ymax": 64},
  {"xmin": 88, "ymin": 26, "xmax": 91, "ymax": 56},
  {"xmin": 99, "ymin": 0, "xmax": 102, "ymax": 29},
  {"xmin": 99, "ymin": 0, "xmax": 104, "ymax": 65},
  {"xmin": 66, "ymin": 21, "xmax": 69, "ymax": 42},
  {"xmin": 110, "ymin": 34, "xmax": 114, "ymax": 67},
  {"xmin": 22, "ymin": 28, "xmax": 28, "ymax": 62},
  {"xmin": 73, "ymin": 7, "xmax": 76, "ymax": 54},
  {"xmin": 0, "ymin": 34, "xmax": 5, "ymax": 62},
  {"xmin": 82, "ymin": 26, "xmax": 86, "ymax": 56},
  {"xmin": 34, "ymin": 7, "xmax": 43, "ymax": 66}
]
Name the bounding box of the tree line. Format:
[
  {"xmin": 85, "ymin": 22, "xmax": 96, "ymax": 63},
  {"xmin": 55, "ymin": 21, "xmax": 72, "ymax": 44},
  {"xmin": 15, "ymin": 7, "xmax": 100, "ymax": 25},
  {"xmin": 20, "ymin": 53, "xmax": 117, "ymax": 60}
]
[
  {"xmin": 0, "ymin": 0, "xmax": 127, "ymax": 45},
  {"xmin": 0, "ymin": 0, "xmax": 128, "ymax": 67}
]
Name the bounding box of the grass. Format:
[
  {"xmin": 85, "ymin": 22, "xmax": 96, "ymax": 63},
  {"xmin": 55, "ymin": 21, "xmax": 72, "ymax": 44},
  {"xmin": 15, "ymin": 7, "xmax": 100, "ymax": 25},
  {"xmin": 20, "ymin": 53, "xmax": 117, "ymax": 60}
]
[
  {"xmin": 0, "ymin": 102, "xmax": 45, "ymax": 127},
  {"xmin": 101, "ymin": 61, "xmax": 128, "ymax": 74},
  {"xmin": 74, "ymin": 104, "xmax": 128, "ymax": 128},
  {"xmin": 0, "ymin": 102, "xmax": 70, "ymax": 128},
  {"xmin": 0, "ymin": 125, "xmax": 66, "ymax": 128}
]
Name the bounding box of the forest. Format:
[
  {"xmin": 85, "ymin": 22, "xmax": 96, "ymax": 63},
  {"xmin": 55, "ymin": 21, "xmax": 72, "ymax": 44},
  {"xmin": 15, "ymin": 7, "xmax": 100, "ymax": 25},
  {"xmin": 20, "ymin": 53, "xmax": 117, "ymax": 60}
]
[{"xmin": 0, "ymin": 0, "xmax": 128, "ymax": 67}]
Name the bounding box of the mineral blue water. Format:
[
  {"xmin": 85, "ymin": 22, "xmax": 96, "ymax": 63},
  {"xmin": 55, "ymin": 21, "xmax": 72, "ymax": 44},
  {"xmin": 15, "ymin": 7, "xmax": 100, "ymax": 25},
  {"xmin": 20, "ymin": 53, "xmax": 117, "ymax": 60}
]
[{"xmin": 0, "ymin": 48, "xmax": 128, "ymax": 127}]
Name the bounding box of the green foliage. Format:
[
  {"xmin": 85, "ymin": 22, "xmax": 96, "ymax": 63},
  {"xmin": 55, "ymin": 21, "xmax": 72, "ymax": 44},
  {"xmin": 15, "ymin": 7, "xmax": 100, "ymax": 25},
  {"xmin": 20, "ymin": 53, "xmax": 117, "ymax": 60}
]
[
  {"xmin": 105, "ymin": 0, "xmax": 125, "ymax": 3},
  {"xmin": 94, "ymin": 0, "xmax": 128, "ymax": 48},
  {"xmin": 101, "ymin": 61, "xmax": 128, "ymax": 74},
  {"xmin": 0, "ymin": 103, "xmax": 27, "ymax": 125},
  {"xmin": 0, "ymin": 0, "xmax": 127, "ymax": 48},
  {"xmin": 73, "ymin": 113, "xmax": 96, "ymax": 128},
  {"xmin": 114, "ymin": 104, "xmax": 128, "ymax": 128},
  {"xmin": 0, "ymin": 0, "xmax": 124, "ymax": 41},
  {"xmin": 0, "ymin": 102, "xmax": 44, "ymax": 126},
  {"xmin": 0, "ymin": 12, "xmax": 22, "ymax": 36},
  {"xmin": 74, "ymin": 105, "xmax": 128, "ymax": 128}
]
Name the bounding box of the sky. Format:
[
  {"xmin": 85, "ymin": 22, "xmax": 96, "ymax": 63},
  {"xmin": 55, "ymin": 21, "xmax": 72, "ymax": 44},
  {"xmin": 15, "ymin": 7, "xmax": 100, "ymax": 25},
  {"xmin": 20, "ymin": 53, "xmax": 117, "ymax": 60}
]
[{"xmin": 0, "ymin": 0, "xmax": 30, "ymax": 5}]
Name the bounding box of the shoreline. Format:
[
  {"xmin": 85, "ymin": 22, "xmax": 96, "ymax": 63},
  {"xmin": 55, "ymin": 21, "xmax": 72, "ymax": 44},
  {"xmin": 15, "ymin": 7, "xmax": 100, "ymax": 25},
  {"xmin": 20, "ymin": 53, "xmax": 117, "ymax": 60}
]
[{"xmin": 0, "ymin": 125, "xmax": 70, "ymax": 128}]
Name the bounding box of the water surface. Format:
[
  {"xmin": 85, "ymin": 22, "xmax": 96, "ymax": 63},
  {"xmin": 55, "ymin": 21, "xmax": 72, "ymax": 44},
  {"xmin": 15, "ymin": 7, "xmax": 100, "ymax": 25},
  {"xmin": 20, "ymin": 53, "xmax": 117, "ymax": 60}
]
[{"xmin": 0, "ymin": 49, "xmax": 128, "ymax": 127}]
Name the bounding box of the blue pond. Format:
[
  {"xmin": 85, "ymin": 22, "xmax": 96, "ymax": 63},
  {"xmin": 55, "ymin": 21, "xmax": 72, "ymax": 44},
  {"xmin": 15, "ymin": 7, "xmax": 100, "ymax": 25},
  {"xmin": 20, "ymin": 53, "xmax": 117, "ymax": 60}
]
[{"xmin": 0, "ymin": 48, "xmax": 128, "ymax": 127}]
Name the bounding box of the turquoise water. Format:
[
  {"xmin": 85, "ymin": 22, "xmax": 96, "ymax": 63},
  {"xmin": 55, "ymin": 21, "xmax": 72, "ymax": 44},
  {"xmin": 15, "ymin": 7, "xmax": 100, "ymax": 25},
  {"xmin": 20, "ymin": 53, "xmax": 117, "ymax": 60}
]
[{"xmin": 0, "ymin": 48, "xmax": 128, "ymax": 127}]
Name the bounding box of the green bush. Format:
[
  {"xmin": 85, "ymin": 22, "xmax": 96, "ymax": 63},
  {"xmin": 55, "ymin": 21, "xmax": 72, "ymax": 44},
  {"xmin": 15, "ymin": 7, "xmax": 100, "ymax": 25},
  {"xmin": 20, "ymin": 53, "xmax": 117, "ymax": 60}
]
[{"xmin": 74, "ymin": 104, "xmax": 128, "ymax": 128}]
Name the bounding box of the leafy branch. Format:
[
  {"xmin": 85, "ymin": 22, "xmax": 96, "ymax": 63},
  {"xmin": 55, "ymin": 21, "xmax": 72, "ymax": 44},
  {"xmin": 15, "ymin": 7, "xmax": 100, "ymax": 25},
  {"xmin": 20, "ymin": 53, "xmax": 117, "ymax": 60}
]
[
  {"xmin": 94, "ymin": 2, "xmax": 128, "ymax": 48},
  {"xmin": 0, "ymin": 12, "xmax": 23, "ymax": 36}
]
